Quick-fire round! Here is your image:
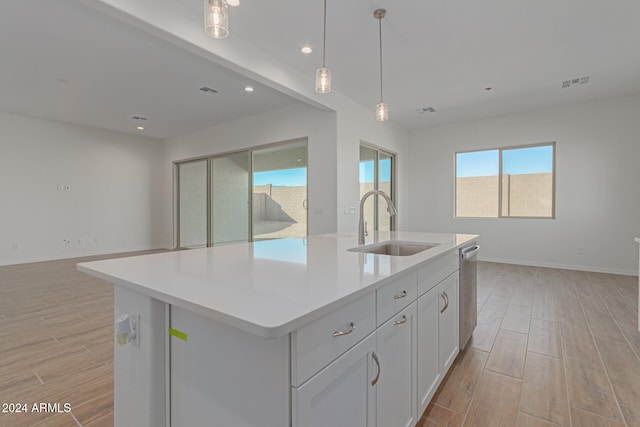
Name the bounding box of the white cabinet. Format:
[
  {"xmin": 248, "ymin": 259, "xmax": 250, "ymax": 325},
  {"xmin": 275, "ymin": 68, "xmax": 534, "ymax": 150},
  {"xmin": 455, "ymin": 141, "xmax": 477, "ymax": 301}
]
[
  {"xmin": 438, "ymin": 273, "xmax": 459, "ymax": 373},
  {"xmin": 170, "ymin": 252, "xmax": 460, "ymax": 427},
  {"xmin": 293, "ymin": 333, "xmax": 377, "ymax": 427},
  {"xmin": 417, "ymin": 284, "xmax": 440, "ymax": 415},
  {"xmin": 417, "ymin": 272, "xmax": 459, "ymax": 417},
  {"xmin": 376, "ymin": 302, "xmax": 418, "ymax": 427}
]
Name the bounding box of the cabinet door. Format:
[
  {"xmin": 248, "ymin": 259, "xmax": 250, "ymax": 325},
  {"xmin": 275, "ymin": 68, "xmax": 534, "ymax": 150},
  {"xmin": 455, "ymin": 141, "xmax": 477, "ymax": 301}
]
[
  {"xmin": 438, "ymin": 274, "xmax": 459, "ymax": 373},
  {"xmin": 293, "ymin": 333, "xmax": 376, "ymax": 427},
  {"xmin": 376, "ymin": 302, "xmax": 417, "ymax": 427},
  {"xmin": 417, "ymin": 287, "xmax": 440, "ymax": 417}
]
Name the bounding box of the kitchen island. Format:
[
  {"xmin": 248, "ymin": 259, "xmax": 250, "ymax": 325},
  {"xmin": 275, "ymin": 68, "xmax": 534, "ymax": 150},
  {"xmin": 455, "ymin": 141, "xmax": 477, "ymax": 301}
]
[{"xmin": 78, "ymin": 231, "xmax": 477, "ymax": 427}]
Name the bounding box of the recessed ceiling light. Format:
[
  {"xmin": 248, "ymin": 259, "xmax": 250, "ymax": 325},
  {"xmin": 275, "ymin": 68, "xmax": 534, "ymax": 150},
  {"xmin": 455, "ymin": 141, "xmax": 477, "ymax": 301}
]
[
  {"xmin": 226, "ymin": 0, "xmax": 239, "ymax": 6},
  {"xmin": 301, "ymin": 45, "xmax": 312, "ymax": 55},
  {"xmin": 244, "ymin": 86, "xmax": 254, "ymax": 92},
  {"xmin": 136, "ymin": 126, "xmax": 145, "ymax": 130}
]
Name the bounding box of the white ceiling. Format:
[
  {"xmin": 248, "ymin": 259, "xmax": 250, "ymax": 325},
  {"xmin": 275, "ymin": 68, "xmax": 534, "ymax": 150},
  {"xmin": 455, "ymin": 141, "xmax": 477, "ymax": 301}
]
[
  {"xmin": 218, "ymin": 0, "xmax": 640, "ymax": 129},
  {"xmin": 2, "ymin": 0, "xmax": 640, "ymax": 138},
  {"xmin": 0, "ymin": 1, "xmax": 297, "ymax": 139}
]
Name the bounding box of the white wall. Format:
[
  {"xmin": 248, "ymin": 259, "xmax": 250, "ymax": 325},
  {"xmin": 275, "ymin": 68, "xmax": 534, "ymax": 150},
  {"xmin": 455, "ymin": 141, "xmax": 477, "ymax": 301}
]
[
  {"xmin": 162, "ymin": 101, "xmax": 410, "ymax": 245},
  {"xmin": 0, "ymin": 111, "xmax": 164, "ymax": 265},
  {"xmin": 408, "ymin": 94, "xmax": 640, "ymax": 275},
  {"xmin": 335, "ymin": 96, "xmax": 410, "ymax": 234}
]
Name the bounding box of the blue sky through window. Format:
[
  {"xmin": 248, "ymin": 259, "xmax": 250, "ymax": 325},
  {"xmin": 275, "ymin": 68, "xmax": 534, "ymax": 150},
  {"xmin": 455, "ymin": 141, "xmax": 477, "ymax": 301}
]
[
  {"xmin": 359, "ymin": 159, "xmax": 391, "ymax": 182},
  {"xmin": 456, "ymin": 145, "xmax": 553, "ymax": 178},
  {"xmin": 253, "ymin": 167, "xmax": 307, "ymax": 186}
]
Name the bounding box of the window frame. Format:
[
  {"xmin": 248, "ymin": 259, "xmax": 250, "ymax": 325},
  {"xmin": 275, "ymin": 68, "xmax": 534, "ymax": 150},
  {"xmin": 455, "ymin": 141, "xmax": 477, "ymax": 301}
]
[{"xmin": 454, "ymin": 141, "xmax": 556, "ymax": 219}]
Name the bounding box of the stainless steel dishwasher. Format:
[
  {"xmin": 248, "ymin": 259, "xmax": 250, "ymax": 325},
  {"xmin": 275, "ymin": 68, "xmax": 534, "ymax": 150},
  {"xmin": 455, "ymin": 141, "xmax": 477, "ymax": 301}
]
[{"xmin": 459, "ymin": 242, "xmax": 480, "ymax": 350}]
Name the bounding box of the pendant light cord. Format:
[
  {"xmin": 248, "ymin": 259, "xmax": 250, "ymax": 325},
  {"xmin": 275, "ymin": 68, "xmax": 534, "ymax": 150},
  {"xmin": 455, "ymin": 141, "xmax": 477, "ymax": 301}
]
[
  {"xmin": 378, "ymin": 16, "xmax": 383, "ymax": 102},
  {"xmin": 322, "ymin": 0, "xmax": 327, "ymax": 68}
]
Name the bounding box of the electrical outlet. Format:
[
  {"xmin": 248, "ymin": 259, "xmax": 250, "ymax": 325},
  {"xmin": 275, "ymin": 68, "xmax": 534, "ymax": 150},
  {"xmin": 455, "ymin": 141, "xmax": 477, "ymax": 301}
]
[
  {"xmin": 62, "ymin": 238, "xmax": 71, "ymax": 246},
  {"xmin": 78, "ymin": 238, "xmax": 85, "ymax": 245}
]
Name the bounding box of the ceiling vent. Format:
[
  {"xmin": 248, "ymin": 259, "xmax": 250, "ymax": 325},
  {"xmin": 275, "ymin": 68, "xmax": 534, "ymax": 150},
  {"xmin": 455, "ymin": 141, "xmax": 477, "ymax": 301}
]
[
  {"xmin": 200, "ymin": 86, "xmax": 219, "ymax": 93},
  {"xmin": 562, "ymin": 76, "xmax": 589, "ymax": 88},
  {"xmin": 131, "ymin": 116, "xmax": 147, "ymax": 121},
  {"xmin": 417, "ymin": 107, "xmax": 436, "ymax": 114}
]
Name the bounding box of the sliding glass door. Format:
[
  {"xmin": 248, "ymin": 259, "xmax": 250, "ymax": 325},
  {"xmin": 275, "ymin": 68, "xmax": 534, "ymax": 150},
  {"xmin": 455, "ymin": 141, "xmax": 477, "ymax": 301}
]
[
  {"xmin": 176, "ymin": 139, "xmax": 307, "ymax": 248},
  {"xmin": 177, "ymin": 160, "xmax": 208, "ymax": 248},
  {"xmin": 211, "ymin": 152, "xmax": 250, "ymax": 245},
  {"xmin": 252, "ymin": 141, "xmax": 307, "ymax": 241},
  {"xmin": 359, "ymin": 144, "xmax": 395, "ymax": 233}
]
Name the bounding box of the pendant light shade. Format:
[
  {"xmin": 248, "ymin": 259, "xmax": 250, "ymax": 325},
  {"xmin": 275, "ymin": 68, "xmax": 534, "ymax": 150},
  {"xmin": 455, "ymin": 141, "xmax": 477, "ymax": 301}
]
[
  {"xmin": 316, "ymin": 67, "xmax": 331, "ymax": 93},
  {"xmin": 374, "ymin": 9, "xmax": 388, "ymax": 121},
  {"xmin": 376, "ymin": 102, "xmax": 388, "ymax": 122},
  {"xmin": 205, "ymin": 0, "xmax": 229, "ymax": 39},
  {"xmin": 316, "ymin": 0, "xmax": 331, "ymax": 93}
]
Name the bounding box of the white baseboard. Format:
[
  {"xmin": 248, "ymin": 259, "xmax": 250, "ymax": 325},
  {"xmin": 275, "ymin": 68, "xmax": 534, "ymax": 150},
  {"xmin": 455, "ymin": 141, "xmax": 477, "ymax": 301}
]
[
  {"xmin": 477, "ymin": 256, "xmax": 638, "ymax": 277},
  {"xmin": 0, "ymin": 246, "xmax": 170, "ymax": 267}
]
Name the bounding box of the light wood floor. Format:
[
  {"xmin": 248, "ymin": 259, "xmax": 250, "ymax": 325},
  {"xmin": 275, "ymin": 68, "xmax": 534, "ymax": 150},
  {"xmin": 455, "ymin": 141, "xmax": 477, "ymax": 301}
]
[
  {"xmin": 1, "ymin": 256, "xmax": 639, "ymax": 426},
  {"xmin": 0, "ymin": 252, "xmax": 161, "ymax": 427},
  {"xmin": 418, "ymin": 262, "xmax": 640, "ymax": 427}
]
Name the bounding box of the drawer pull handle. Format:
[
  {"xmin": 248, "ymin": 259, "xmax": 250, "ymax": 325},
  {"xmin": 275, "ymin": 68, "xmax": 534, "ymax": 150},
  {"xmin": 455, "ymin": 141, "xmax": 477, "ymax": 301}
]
[
  {"xmin": 332, "ymin": 322, "xmax": 356, "ymax": 337},
  {"xmin": 394, "ymin": 315, "xmax": 407, "ymax": 325},
  {"xmin": 393, "ymin": 290, "xmax": 408, "ymax": 299},
  {"xmin": 371, "ymin": 351, "xmax": 381, "ymax": 386},
  {"xmin": 440, "ymin": 292, "xmax": 450, "ymax": 313}
]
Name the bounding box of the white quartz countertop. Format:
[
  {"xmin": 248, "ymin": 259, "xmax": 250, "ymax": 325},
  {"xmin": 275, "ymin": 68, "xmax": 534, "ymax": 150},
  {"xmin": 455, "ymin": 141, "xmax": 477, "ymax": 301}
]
[{"xmin": 78, "ymin": 231, "xmax": 477, "ymax": 338}]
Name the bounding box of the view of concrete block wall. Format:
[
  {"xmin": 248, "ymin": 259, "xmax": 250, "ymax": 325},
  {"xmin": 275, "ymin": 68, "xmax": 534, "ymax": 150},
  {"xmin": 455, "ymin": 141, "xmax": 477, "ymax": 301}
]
[
  {"xmin": 456, "ymin": 173, "xmax": 552, "ymax": 217},
  {"xmin": 253, "ymin": 184, "xmax": 307, "ymax": 238}
]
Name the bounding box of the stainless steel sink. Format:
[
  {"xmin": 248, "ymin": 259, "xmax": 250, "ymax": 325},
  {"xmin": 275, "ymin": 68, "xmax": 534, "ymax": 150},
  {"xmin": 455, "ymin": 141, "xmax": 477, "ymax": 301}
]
[{"xmin": 348, "ymin": 241, "xmax": 437, "ymax": 256}]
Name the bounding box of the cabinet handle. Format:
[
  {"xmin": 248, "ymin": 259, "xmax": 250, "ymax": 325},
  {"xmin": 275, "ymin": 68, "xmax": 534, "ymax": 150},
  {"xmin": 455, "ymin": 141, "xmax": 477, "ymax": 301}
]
[
  {"xmin": 440, "ymin": 292, "xmax": 450, "ymax": 313},
  {"xmin": 393, "ymin": 315, "xmax": 407, "ymax": 325},
  {"xmin": 393, "ymin": 290, "xmax": 408, "ymax": 299},
  {"xmin": 332, "ymin": 322, "xmax": 356, "ymax": 337},
  {"xmin": 371, "ymin": 351, "xmax": 381, "ymax": 386}
]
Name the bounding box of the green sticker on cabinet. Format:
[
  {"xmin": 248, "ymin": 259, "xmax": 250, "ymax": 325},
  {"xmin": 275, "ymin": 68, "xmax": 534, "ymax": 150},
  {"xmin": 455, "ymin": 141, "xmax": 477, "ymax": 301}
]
[{"xmin": 169, "ymin": 327, "xmax": 188, "ymax": 341}]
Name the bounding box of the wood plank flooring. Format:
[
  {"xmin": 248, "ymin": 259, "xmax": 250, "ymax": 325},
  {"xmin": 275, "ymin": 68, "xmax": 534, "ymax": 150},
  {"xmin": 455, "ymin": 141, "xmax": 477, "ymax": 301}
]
[
  {"xmin": 1, "ymin": 256, "xmax": 639, "ymax": 426},
  {"xmin": 419, "ymin": 262, "xmax": 640, "ymax": 427},
  {"xmin": 0, "ymin": 252, "xmax": 161, "ymax": 427}
]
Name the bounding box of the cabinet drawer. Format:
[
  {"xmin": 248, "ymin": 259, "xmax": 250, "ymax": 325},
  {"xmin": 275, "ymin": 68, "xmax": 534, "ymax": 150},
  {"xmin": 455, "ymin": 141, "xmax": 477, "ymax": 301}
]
[
  {"xmin": 418, "ymin": 251, "xmax": 459, "ymax": 296},
  {"xmin": 291, "ymin": 292, "xmax": 376, "ymax": 387},
  {"xmin": 376, "ymin": 271, "xmax": 417, "ymax": 327}
]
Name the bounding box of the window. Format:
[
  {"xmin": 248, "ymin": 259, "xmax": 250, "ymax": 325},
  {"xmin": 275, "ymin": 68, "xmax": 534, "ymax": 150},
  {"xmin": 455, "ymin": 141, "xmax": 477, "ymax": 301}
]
[
  {"xmin": 455, "ymin": 142, "xmax": 555, "ymax": 218},
  {"xmin": 360, "ymin": 144, "xmax": 395, "ymax": 231}
]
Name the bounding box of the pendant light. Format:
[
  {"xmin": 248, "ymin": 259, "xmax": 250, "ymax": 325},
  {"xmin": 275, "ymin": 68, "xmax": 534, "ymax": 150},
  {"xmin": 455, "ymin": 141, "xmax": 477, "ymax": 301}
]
[
  {"xmin": 316, "ymin": 0, "xmax": 331, "ymax": 93},
  {"xmin": 205, "ymin": 0, "xmax": 229, "ymax": 39},
  {"xmin": 374, "ymin": 9, "xmax": 388, "ymax": 121}
]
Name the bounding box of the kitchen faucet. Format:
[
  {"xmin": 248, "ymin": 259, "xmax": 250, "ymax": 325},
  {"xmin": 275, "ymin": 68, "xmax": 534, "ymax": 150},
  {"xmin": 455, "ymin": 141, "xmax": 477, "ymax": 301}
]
[{"xmin": 358, "ymin": 190, "xmax": 397, "ymax": 245}]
